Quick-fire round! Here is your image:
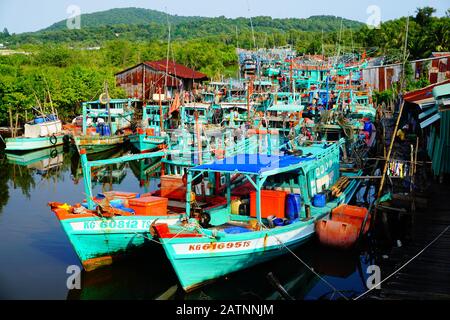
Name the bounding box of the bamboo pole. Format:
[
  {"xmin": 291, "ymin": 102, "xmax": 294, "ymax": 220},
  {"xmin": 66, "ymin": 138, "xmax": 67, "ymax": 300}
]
[
  {"xmin": 411, "ymin": 137, "xmax": 419, "ymax": 213},
  {"xmin": 159, "ymin": 87, "xmax": 163, "ymax": 134},
  {"xmin": 15, "ymin": 112, "xmax": 19, "ymax": 137},
  {"xmin": 8, "ymin": 107, "xmax": 14, "ymax": 138},
  {"xmin": 195, "ymin": 111, "xmax": 202, "ymax": 165},
  {"xmin": 43, "ymin": 76, "xmax": 55, "ymax": 116},
  {"xmin": 33, "ymin": 91, "xmax": 45, "ymax": 118},
  {"xmin": 376, "ymin": 100, "xmax": 405, "ymax": 207},
  {"xmin": 105, "ymin": 81, "xmax": 112, "ymax": 135}
]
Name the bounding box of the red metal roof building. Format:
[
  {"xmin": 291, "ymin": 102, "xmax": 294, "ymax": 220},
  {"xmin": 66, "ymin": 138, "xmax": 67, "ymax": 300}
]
[{"xmin": 115, "ymin": 59, "xmax": 208, "ymax": 101}]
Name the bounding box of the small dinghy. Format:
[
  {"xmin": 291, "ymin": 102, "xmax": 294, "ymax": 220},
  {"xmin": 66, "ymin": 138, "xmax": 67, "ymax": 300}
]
[{"xmin": 315, "ymin": 205, "xmax": 371, "ymax": 249}]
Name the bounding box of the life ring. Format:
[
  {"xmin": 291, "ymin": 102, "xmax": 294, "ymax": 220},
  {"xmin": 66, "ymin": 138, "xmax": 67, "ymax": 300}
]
[
  {"xmin": 49, "ymin": 134, "xmax": 58, "ymax": 146},
  {"xmin": 50, "ymin": 148, "xmax": 58, "ymax": 159},
  {"xmin": 99, "ymin": 93, "xmax": 110, "ymax": 105}
]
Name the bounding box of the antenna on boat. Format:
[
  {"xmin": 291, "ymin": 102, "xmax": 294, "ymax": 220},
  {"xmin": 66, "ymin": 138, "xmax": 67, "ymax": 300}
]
[
  {"xmin": 321, "ymin": 29, "xmax": 325, "ymax": 58},
  {"xmin": 400, "ymin": 15, "xmax": 410, "ymax": 93},
  {"xmin": 235, "ymin": 25, "xmax": 239, "ymax": 49},
  {"xmin": 105, "ymin": 81, "xmax": 113, "ymax": 135},
  {"xmin": 336, "ymin": 17, "xmax": 344, "ymax": 62},
  {"xmin": 165, "ymin": 7, "xmax": 171, "ymax": 96},
  {"xmin": 247, "ymin": 0, "xmax": 256, "ymax": 49}
]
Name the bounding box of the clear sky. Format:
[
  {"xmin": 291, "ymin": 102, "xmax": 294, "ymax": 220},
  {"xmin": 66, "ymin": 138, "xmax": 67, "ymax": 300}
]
[{"xmin": 0, "ymin": 0, "xmax": 449, "ymax": 34}]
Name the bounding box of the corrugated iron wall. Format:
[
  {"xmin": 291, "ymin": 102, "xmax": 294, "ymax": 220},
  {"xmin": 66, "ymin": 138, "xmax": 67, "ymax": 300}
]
[
  {"xmin": 363, "ymin": 56, "xmax": 450, "ymax": 91},
  {"xmin": 115, "ymin": 64, "xmax": 181, "ymax": 100}
]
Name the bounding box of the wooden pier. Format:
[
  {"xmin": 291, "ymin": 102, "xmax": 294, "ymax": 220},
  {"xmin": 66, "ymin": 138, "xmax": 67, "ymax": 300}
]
[{"xmin": 367, "ymin": 180, "xmax": 450, "ymax": 300}]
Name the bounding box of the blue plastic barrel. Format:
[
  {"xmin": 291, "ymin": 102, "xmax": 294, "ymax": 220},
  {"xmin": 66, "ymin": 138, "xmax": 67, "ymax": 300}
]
[
  {"xmin": 273, "ymin": 218, "xmax": 285, "ymax": 227},
  {"xmin": 47, "ymin": 114, "xmax": 57, "ymax": 121},
  {"xmin": 313, "ymin": 193, "xmax": 327, "ymax": 208},
  {"xmin": 103, "ymin": 125, "xmax": 111, "ymax": 136},
  {"xmin": 34, "ymin": 117, "xmax": 45, "ymax": 124},
  {"xmin": 286, "ymin": 194, "xmax": 302, "ymax": 220},
  {"xmin": 364, "ymin": 121, "xmax": 373, "ymax": 134}
]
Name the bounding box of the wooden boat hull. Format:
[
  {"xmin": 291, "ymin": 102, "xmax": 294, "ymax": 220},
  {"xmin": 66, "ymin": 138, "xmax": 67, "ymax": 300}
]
[
  {"xmin": 53, "ymin": 207, "xmax": 181, "ymax": 271},
  {"xmin": 73, "ymin": 135, "xmax": 128, "ymax": 154},
  {"xmin": 155, "ymin": 221, "xmax": 317, "ymax": 292},
  {"xmin": 5, "ymin": 135, "xmax": 65, "ymax": 152},
  {"xmin": 154, "ymin": 174, "xmax": 361, "ymax": 292},
  {"xmin": 129, "ymin": 134, "xmax": 166, "ymax": 152}
]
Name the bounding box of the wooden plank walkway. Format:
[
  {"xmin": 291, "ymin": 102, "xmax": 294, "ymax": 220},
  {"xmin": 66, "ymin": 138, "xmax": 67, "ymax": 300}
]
[{"xmin": 367, "ymin": 181, "xmax": 450, "ymax": 300}]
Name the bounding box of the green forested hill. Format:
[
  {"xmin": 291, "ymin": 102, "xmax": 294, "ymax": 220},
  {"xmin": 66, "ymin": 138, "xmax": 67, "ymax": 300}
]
[
  {"xmin": 43, "ymin": 7, "xmax": 205, "ymax": 31},
  {"xmin": 6, "ymin": 8, "xmax": 364, "ymax": 45}
]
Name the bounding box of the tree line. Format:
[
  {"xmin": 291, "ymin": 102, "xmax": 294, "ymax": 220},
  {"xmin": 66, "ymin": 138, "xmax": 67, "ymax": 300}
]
[{"xmin": 0, "ymin": 7, "xmax": 448, "ymax": 126}]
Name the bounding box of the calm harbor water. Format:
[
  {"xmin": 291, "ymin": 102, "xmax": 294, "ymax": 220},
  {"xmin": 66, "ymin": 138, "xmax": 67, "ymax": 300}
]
[{"xmin": 0, "ymin": 146, "xmax": 376, "ymax": 300}]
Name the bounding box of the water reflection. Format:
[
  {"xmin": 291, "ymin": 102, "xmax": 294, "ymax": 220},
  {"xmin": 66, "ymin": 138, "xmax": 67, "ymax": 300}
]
[{"xmin": 65, "ymin": 240, "xmax": 373, "ymax": 300}]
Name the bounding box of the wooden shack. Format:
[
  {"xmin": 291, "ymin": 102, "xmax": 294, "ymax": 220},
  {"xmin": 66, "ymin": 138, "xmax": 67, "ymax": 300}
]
[{"xmin": 115, "ymin": 59, "xmax": 208, "ymax": 101}]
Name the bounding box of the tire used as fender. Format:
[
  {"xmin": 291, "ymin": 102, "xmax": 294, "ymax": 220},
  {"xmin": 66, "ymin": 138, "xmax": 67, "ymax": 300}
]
[{"xmin": 49, "ymin": 134, "xmax": 58, "ymax": 146}]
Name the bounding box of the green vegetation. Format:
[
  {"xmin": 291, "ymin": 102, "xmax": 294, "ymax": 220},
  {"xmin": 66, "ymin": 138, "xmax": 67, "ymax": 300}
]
[{"xmin": 0, "ymin": 7, "xmax": 449, "ymax": 126}]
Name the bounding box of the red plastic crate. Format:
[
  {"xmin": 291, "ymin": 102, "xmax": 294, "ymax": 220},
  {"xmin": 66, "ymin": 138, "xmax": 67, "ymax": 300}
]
[
  {"xmin": 160, "ymin": 175, "xmax": 186, "ymax": 200},
  {"xmin": 128, "ymin": 196, "xmax": 168, "ymax": 216},
  {"xmin": 250, "ymin": 190, "xmax": 287, "ymax": 219}
]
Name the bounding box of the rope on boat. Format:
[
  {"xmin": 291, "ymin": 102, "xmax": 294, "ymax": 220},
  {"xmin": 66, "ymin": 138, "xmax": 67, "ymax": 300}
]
[
  {"xmin": 258, "ymin": 222, "xmax": 349, "ymax": 301},
  {"xmin": 354, "ymin": 225, "xmax": 450, "ymax": 300},
  {"xmin": 132, "ymin": 222, "xmax": 203, "ymax": 245},
  {"xmin": 133, "ymin": 220, "xmax": 216, "ymax": 245}
]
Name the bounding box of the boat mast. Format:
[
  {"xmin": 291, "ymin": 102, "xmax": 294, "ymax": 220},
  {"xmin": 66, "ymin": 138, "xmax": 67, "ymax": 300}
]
[
  {"xmin": 195, "ymin": 111, "xmax": 202, "ymax": 165},
  {"xmin": 159, "ymin": 87, "xmax": 164, "ymax": 134},
  {"xmin": 400, "ymin": 15, "xmax": 410, "ymax": 93},
  {"xmin": 105, "ymin": 81, "xmax": 112, "ymax": 135},
  {"xmin": 165, "ymin": 10, "xmax": 171, "ymax": 95},
  {"xmin": 247, "ymin": 0, "xmax": 256, "ymax": 49}
]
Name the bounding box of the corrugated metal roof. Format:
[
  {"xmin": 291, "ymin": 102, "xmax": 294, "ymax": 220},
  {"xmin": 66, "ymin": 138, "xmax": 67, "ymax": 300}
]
[
  {"xmin": 144, "ymin": 60, "xmax": 208, "ymax": 80},
  {"xmin": 404, "ymin": 79, "xmax": 450, "ymax": 104},
  {"xmin": 115, "ymin": 60, "xmax": 208, "ymax": 81}
]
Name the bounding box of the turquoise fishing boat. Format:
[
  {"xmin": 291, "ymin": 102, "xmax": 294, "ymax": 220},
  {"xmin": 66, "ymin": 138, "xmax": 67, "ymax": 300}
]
[
  {"xmin": 49, "ymin": 149, "xmax": 183, "ymax": 271},
  {"xmin": 153, "ymin": 139, "xmax": 362, "ymax": 292},
  {"xmin": 5, "ymin": 114, "xmax": 67, "ymax": 152},
  {"xmin": 73, "ymin": 98, "xmax": 136, "ymax": 154},
  {"xmin": 50, "ymin": 129, "xmax": 282, "ymax": 271},
  {"xmin": 129, "ymin": 105, "xmax": 169, "ymax": 152},
  {"xmin": 5, "ymin": 135, "xmax": 66, "ymax": 152}
]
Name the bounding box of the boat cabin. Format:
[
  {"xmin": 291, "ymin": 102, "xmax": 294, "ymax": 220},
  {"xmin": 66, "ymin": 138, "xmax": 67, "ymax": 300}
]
[
  {"xmin": 185, "ymin": 140, "xmax": 346, "ymax": 228},
  {"xmin": 81, "ymin": 98, "xmax": 137, "ymax": 135},
  {"xmin": 142, "ymin": 104, "xmax": 171, "ymax": 135},
  {"xmin": 180, "ymin": 103, "xmax": 212, "ymax": 126}
]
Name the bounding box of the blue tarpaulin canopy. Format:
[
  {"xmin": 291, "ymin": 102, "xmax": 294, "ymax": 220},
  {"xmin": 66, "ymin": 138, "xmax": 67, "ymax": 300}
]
[{"xmin": 191, "ymin": 154, "xmax": 316, "ymax": 176}]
